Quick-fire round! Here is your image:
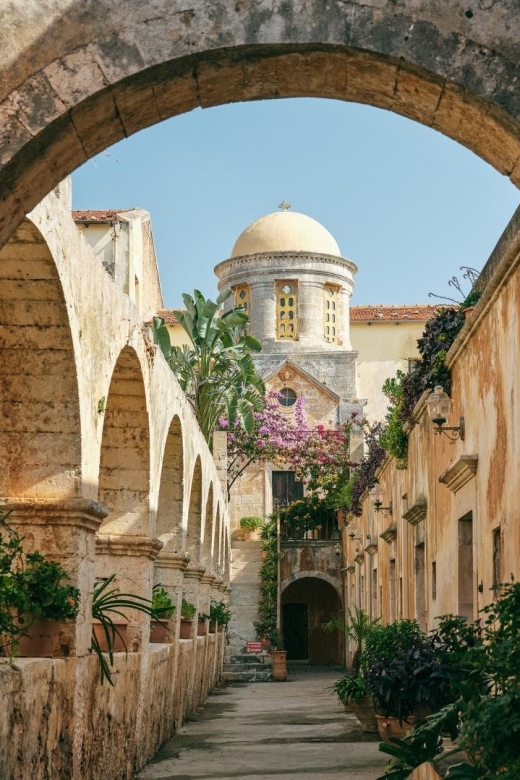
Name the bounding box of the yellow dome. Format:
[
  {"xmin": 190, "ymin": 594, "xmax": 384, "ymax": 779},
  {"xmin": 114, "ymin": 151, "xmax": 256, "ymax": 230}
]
[{"xmin": 231, "ymin": 211, "xmax": 341, "ymax": 258}]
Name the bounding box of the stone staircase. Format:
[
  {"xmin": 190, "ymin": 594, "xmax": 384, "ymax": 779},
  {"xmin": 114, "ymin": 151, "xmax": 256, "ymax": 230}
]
[{"xmin": 222, "ymin": 653, "xmax": 273, "ymax": 682}]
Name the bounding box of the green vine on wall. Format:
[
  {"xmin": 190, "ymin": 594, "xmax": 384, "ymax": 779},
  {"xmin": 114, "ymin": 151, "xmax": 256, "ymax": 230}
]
[
  {"xmin": 254, "ymin": 518, "xmax": 278, "ymax": 644},
  {"xmin": 379, "ymin": 371, "xmax": 409, "ymax": 469}
]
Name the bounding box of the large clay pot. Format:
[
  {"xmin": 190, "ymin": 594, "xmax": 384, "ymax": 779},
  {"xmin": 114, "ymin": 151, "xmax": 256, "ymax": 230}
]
[
  {"xmin": 17, "ymin": 618, "xmax": 61, "ymax": 658},
  {"xmin": 149, "ymin": 621, "xmax": 169, "ymax": 643},
  {"xmin": 179, "ymin": 618, "xmax": 193, "ymax": 639},
  {"xmin": 92, "ymin": 619, "xmax": 128, "ymax": 652},
  {"xmin": 271, "ymin": 649, "xmax": 287, "ymax": 681},
  {"xmin": 197, "ymin": 619, "xmax": 207, "ymax": 636},
  {"xmin": 350, "ymin": 697, "xmax": 379, "ymax": 733},
  {"xmin": 376, "ymin": 713, "xmax": 416, "ymax": 742}
]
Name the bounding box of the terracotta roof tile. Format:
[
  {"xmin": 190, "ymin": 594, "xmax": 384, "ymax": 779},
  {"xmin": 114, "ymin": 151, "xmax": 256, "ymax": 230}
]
[
  {"xmin": 72, "ymin": 209, "xmax": 131, "ymax": 223},
  {"xmin": 350, "ymin": 305, "xmax": 440, "ymax": 322},
  {"xmin": 156, "ymin": 309, "xmax": 181, "ymax": 326}
]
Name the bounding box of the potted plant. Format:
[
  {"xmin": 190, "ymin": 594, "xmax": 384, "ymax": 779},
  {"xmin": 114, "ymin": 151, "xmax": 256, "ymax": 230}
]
[
  {"xmin": 239, "ymin": 516, "xmax": 263, "ymax": 541},
  {"xmin": 0, "ymin": 511, "xmax": 80, "ymax": 658},
  {"xmin": 209, "ymin": 599, "xmax": 231, "ymax": 633},
  {"xmin": 150, "ymin": 585, "xmax": 176, "ymax": 643},
  {"xmin": 180, "ymin": 597, "xmax": 196, "ymax": 639},
  {"xmin": 270, "ymin": 629, "xmax": 287, "ymax": 682},
  {"xmin": 90, "ymin": 574, "xmax": 155, "ymax": 685},
  {"xmin": 362, "ymin": 619, "xmax": 455, "ymax": 741},
  {"xmin": 197, "ymin": 611, "xmax": 209, "ymax": 636},
  {"xmin": 331, "ymin": 674, "xmax": 378, "ymax": 732}
]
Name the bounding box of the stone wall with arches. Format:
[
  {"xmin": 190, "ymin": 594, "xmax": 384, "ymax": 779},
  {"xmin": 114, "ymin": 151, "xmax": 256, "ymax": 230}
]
[
  {"xmin": 0, "ymin": 0, "xmax": 519, "ymax": 251},
  {"xmin": 0, "ymin": 181, "xmax": 230, "ymax": 780}
]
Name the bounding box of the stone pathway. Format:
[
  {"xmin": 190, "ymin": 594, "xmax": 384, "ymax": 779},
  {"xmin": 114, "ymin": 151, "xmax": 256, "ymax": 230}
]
[{"xmin": 136, "ymin": 668, "xmax": 387, "ymax": 780}]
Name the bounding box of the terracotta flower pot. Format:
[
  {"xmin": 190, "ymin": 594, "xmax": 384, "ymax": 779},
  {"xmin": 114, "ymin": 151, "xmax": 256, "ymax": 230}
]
[
  {"xmin": 17, "ymin": 618, "xmax": 61, "ymax": 658},
  {"xmin": 271, "ymin": 649, "xmax": 287, "ymax": 681},
  {"xmin": 197, "ymin": 619, "xmax": 207, "ymax": 636},
  {"xmin": 149, "ymin": 621, "xmax": 169, "ymax": 643},
  {"xmin": 350, "ymin": 697, "xmax": 379, "ymax": 733},
  {"xmin": 179, "ymin": 618, "xmax": 193, "ymax": 639},
  {"xmin": 92, "ymin": 619, "xmax": 128, "ymax": 652},
  {"xmin": 376, "ymin": 713, "xmax": 416, "ymax": 742}
]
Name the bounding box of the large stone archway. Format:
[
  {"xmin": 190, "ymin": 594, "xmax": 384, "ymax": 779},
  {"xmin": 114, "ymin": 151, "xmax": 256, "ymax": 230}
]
[{"xmin": 0, "ymin": 1, "xmax": 519, "ymax": 247}]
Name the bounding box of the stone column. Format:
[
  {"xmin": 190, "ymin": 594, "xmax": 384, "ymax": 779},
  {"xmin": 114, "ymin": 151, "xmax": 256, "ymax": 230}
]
[
  {"xmin": 3, "ymin": 497, "xmax": 107, "ymax": 655},
  {"xmin": 298, "ymin": 279, "xmax": 324, "ymax": 347},
  {"xmin": 154, "ymin": 550, "xmax": 190, "ymax": 638},
  {"xmin": 250, "ymin": 280, "xmax": 275, "ymax": 344},
  {"xmin": 95, "ymin": 534, "xmax": 163, "ymax": 651},
  {"xmin": 182, "ymin": 564, "xmax": 206, "ymax": 638}
]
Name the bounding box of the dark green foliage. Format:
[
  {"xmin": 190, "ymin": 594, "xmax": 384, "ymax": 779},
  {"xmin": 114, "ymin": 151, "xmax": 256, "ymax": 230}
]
[
  {"xmin": 1, "ymin": 510, "xmax": 79, "ymax": 657},
  {"xmin": 181, "ymin": 597, "xmax": 196, "ymax": 620},
  {"xmin": 332, "ymin": 674, "xmax": 369, "ymax": 705},
  {"xmin": 209, "ymin": 600, "xmax": 231, "ymax": 626},
  {"xmin": 379, "ymin": 371, "xmax": 408, "ymax": 469},
  {"xmin": 254, "ymin": 518, "xmax": 279, "ymax": 643},
  {"xmin": 401, "ymin": 307, "xmax": 465, "ymax": 424},
  {"xmin": 151, "ymin": 585, "xmax": 176, "ymax": 620},
  {"xmin": 153, "ymin": 289, "xmax": 264, "ymax": 445}
]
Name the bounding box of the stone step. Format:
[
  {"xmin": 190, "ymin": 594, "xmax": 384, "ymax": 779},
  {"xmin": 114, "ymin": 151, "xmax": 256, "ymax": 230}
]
[
  {"xmin": 222, "ymin": 668, "xmax": 272, "ymax": 683},
  {"xmin": 224, "ymin": 663, "xmax": 270, "ymax": 673}
]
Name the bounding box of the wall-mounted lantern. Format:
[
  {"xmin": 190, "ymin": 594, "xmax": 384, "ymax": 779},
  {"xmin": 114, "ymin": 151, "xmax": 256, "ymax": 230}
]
[
  {"xmin": 426, "ymin": 385, "xmax": 465, "ymax": 441},
  {"xmin": 371, "ymin": 484, "xmax": 393, "ymax": 517}
]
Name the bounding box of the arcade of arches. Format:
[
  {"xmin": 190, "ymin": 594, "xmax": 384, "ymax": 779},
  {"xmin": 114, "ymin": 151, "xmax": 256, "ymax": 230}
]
[{"xmin": 0, "ymin": 2, "xmax": 520, "ymax": 779}]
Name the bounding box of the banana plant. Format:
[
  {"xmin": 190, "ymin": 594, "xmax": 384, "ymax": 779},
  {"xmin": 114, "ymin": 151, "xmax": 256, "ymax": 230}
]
[{"xmin": 154, "ymin": 289, "xmax": 265, "ymax": 445}]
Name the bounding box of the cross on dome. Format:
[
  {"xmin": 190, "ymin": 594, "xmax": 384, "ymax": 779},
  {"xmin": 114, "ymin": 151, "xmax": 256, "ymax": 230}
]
[{"xmin": 278, "ymin": 200, "xmax": 291, "ymax": 211}]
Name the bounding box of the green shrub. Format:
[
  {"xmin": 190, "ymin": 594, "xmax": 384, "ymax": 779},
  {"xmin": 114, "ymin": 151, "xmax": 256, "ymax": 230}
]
[
  {"xmin": 151, "ymin": 585, "xmax": 176, "ymax": 620},
  {"xmin": 181, "ymin": 597, "xmax": 196, "ymax": 620},
  {"xmin": 239, "ymin": 516, "xmax": 263, "ymax": 530}
]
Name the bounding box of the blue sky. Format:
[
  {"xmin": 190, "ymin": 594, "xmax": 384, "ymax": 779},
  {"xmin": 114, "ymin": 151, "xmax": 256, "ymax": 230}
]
[{"xmin": 72, "ymin": 98, "xmax": 519, "ymax": 309}]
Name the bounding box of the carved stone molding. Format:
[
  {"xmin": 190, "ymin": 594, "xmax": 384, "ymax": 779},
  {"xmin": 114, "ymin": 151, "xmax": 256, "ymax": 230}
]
[
  {"xmin": 184, "ymin": 564, "xmax": 206, "ymax": 582},
  {"xmin": 156, "ymin": 551, "xmax": 190, "ymax": 571},
  {"xmin": 403, "ymin": 502, "xmax": 427, "ymax": 526},
  {"xmin": 365, "ymin": 543, "xmax": 378, "ymax": 557},
  {"xmin": 380, "ymin": 525, "xmax": 397, "ymax": 544},
  {"xmin": 354, "ymin": 552, "xmax": 365, "ymax": 565},
  {"xmin": 439, "ymin": 455, "xmax": 478, "ymax": 493},
  {"xmin": 1, "ymin": 497, "xmax": 108, "ymax": 532},
  {"xmin": 345, "ymin": 563, "xmax": 356, "ymax": 573},
  {"xmin": 200, "ymin": 572, "xmax": 216, "ymax": 586},
  {"xmin": 96, "ymin": 534, "xmax": 163, "ymax": 559}
]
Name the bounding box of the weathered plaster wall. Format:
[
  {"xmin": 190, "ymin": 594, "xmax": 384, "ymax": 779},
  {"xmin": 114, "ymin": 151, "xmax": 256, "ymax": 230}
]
[
  {"xmin": 0, "ymin": 0, "xmax": 519, "ymax": 249},
  {"xmin": 0, "ymin": 184, "xmax": 231, "ymax": 780},
  {"xmin": 346, "ymin": 212, "xmax": 520, "ymax": 633}
]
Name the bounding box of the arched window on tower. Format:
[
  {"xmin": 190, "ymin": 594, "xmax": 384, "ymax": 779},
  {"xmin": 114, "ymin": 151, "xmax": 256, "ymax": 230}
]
[
  {"xmin": 234, "ymin": 284, "xmax": 250, "ymax": 313},
  {"xmin": 323, "ymin": 284, "xmax": 340, "ymax": 343},
  {"xmin": 276, "ymin": 281, "xmax": 298, "ymax": 340}
]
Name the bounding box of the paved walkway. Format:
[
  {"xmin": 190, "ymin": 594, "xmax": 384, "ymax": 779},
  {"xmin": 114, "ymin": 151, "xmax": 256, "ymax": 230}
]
[{"xmin": 137, "ymin": 668, "xmax": 387, "ymax": 780}]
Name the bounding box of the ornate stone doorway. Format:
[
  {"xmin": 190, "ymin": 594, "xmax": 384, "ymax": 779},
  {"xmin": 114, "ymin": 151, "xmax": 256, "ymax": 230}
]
[{"xmin": 281, "ymin": 576, "xmax": 342, "ymax": 665}]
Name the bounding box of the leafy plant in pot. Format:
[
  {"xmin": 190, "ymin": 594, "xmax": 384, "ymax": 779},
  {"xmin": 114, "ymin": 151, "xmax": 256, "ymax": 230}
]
[
  {"xmin": 362, "ymin": 619, "xmax": 456, "ymax": 741},
  {"xmin": 0, "ymin": 510, "xmax": 80, "ymax": 658},
  {"xmin": 331, "ymin": 674, "xmax": 379, "ymax": 733},
  {"xmin": 270, "ymin": 629, "xmax": 287, "ymax": 682},
  {"xmin": 90, "ymin": 574, "xmax": 155, "ymax": 685},
  {"xmin": 209, "ymin": 599, "xmax": 231, "ymax": 632},
  {"xmin": 149, "ymin": 585, "xmax": 176, "ymax": 643},
  {"xmin": 179, "ymin": 597, "xmax": 196, "ymax": 639},
  {"xmin": 239, "ymin": 516, "xmax": 263, "ymax": 540}
]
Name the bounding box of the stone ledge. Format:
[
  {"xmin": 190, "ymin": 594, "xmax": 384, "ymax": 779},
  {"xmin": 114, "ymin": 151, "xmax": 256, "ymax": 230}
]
[
  {"xmin": 403, "ymin": 502, "xmax": 427, "ymax": 526},
  {"xmin": 439, "ymin": 455, "xmax": 478, "ymax": 493}
]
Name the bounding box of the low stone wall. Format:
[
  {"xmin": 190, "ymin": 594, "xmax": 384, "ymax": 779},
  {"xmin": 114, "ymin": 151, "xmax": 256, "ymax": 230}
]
[{"xmin": 0, "ymin": 632, "xmax": 225, "ymax": 780}]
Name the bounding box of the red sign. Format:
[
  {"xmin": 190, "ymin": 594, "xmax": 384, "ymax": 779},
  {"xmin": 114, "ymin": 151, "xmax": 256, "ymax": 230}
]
[{"xmin": 246, "ymin": 642, "xmax": 263, "ymax": 654}]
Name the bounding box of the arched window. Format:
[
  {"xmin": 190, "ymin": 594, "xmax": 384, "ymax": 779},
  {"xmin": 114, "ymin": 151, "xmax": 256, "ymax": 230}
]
[
  {"xmin": 234, "ymin": 284, "xmax": 250, "ymax": 313},
  {"xmin": 276, "ymin": 281, "xmax": 298, "ymax": 340},
  {"xmin": 323, "ymin": 284, "xmax": 340, "ymax": 343}
]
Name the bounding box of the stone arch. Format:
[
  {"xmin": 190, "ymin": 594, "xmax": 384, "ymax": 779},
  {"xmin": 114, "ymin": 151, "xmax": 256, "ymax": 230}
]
[
  {"xmin": 186, "ymin": 456, "xmax": 202, "ymax": 563},
  {"xmin": 0, "ymin": 218, "xmax": 81, "ymax": 498},
  {"xmin": 98, "ymin": 345, "xmax": 150, "ymax": 536},
  {"xmin": 202, "ymin": 483, "xmax": 213, "ymax": 570},
  {"xmin": 281, "ymin": 571, "xmax": 342, "ymax": 664},
  {"xmin": 280, "ymin": 569, "xmax": 342, "ymax": 597},
  {"xmin": 156, "ymin": 414, "xmax": 184, "ymax": 551},
  {"xmin": 1, "ymin": 3, "xmax": 520, "ymax": 248}
]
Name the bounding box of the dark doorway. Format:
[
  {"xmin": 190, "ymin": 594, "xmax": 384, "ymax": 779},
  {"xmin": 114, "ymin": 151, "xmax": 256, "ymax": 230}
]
[
  {"xmin": 272, "ymin": 471, "xmax": 303, "ymax": 506},
  {"xmin": 281, "ymin": 577, "xmax": 342, "ymax": 664},
  {"xmin": 283, "ymin": 603, "xmax": 308, "ymax": 660}
]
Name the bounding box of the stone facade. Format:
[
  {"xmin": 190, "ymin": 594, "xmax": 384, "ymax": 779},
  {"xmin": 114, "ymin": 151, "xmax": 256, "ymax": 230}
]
[
  {"xmin": 342, "ymin": 207, "xmax": 520, "ymax": 659},
  {"xmin": 0, "ymin": 182, "xmax": 231, "ymax": 780}
]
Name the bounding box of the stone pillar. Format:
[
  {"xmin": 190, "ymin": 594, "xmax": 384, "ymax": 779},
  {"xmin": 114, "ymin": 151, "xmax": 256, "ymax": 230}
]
[
  {"xmin": 250, "ymin": 280, "xmax": 275, "ymax": 344},
  {"xmin": 154, "ymin": 550, "xmax": 190, "ymax": 637},
  {"xmin": 95, "ymin": 534, "xmax": 163, "ymax": 651},
  {"xmin": 183, "ymin": 564, "xmax": 206, "ymax": 638},
  {"xmin": 199, "ymin": 572, "xmax": 215, "ymax": 618},
  {"xmin": 3, "ymin": 497, "xmax": 107, "ymax": 655},
  {"xmin": 298, "ymin": 279, "xmax": 323, "ymax": 347}
]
